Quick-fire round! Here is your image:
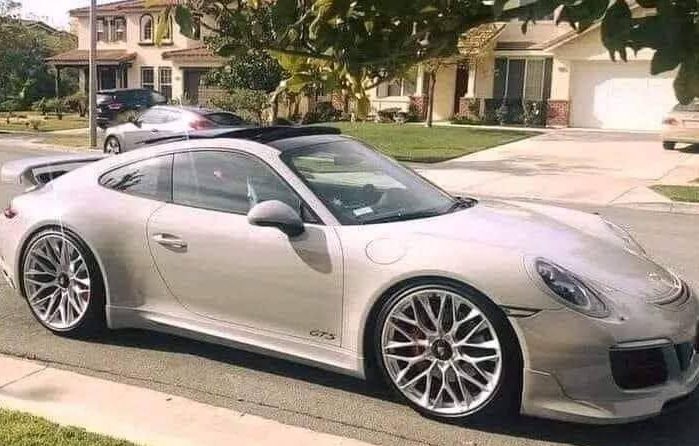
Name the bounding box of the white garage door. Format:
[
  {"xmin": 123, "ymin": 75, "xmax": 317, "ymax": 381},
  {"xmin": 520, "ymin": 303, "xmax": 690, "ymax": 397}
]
[{"xmin": 570, "ymin": 61, "xmax": 677, "ymax": 131}]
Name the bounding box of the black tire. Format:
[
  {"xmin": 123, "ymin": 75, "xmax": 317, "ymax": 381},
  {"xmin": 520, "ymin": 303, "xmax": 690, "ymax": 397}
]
[
  {"xmin": 21, "ymin": 228, "xmax": 106, "ymax": 338},
  {"xmin": 373, "ymin": 280, "xmax": 522, "ymax": 422},
  {"xmin": 104, "ymin": 136, "xmax": 122, "ymax": 154},
  {"xmin": 663, "ymin": 141, "xmax": 676, "ymax": 150}
]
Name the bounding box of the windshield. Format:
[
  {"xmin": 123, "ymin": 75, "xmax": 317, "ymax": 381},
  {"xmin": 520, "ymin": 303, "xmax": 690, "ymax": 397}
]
[
  {"xmin": 281, "ymin": 139, "xmax": 471, "ymax": 225},
  {"xmin": 674, "ymin": 100, "xmax": 699, "ymax": 112}
]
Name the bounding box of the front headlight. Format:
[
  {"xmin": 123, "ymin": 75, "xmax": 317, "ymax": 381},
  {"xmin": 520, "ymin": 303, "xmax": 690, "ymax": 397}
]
[
  {"xmin": 534, "ymin": 259, "xmax": 610, "ymax": 318},
  {"xmin": 603, "ymin": 219, "xmax": 646, "ymax": 256}
]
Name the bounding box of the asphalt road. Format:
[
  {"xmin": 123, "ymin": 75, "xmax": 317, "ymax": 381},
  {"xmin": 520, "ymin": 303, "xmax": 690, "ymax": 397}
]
[{"xmin": 1, "ymin": 140, "xmax": 699, "ymax": 446}]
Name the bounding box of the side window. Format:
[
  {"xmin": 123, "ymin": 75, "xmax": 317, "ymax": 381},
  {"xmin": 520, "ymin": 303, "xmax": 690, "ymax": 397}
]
[
  {"xmin": 172, "ymin": 151, "xmax": 302, "ymax": 216},
  {"xmin": 140, "ymin": 109, "xmax": 167, "ymax": 124},
  {"xmin": 100, "ymin": 155, "xmax": 172, "ymax": 201}
]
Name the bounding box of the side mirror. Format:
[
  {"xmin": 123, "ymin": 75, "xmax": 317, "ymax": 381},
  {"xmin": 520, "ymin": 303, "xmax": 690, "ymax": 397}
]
[{"xmin": 248, "ymin": 200, "xmax": 305, "ymax": 237}]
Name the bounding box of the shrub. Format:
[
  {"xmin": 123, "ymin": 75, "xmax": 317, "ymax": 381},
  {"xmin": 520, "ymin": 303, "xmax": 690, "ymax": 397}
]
[
  {"xmin": 45, "ymin": 98, "xmax": 66, "ymax": 119},
  {"xmin": 29, "ymin": 118, "xmax": 43, "ymax": 131},
  {"xmin": 0, "ymin": 99, "xmax": 20, "ymax": 113},
  {"xmin": 209, "ymin": 89, "xmax": 269, "ymax": 125},
  {"xmin": 375, "ymin": 107, "xmax": 402, "ymax": 123},
  {"xmin": 523, "ymin": 101, "xmax": 547, "ymax": 127},
  {"xmin": 32, "ymin": 98, "xmax": 48, "ymax": 115},
  {"xmin": 272, "ymin": 117, "xmax": 295, "ymax": 126},
  {"xmin": 64, "ymin": 92, "xmax": 88, "ymax": 117}
]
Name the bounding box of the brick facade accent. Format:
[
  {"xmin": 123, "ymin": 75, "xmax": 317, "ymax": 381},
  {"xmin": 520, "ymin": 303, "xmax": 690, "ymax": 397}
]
[
  {"xmin": 457, "ymin": 97, "xmax": 481, "ymax": 119},
  {"xmin": 330, "ymin": 92, "xmax": 346, "ymax": 111},
  {"xmin": 409, "ymin": 95, "xmax": 428, "ymax": 120},
  {"xmin": 546, "ymin": 100, "xmax": 570, "ymax": 127}
]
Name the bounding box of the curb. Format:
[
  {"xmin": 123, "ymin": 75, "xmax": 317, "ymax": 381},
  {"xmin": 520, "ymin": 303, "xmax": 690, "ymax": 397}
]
[{"xmin": 0, "ymin": 354, "xmax": 374, "ymax": 446}]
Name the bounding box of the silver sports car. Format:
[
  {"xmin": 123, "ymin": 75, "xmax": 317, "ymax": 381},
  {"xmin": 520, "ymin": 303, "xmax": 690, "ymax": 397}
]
[{"xmin": 1, "ymin": 126, "xmax": 697, "ymax": 424}]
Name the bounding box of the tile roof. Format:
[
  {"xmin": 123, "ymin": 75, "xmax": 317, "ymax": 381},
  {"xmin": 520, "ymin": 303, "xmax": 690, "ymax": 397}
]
[
  {"xmin": 162, "ymin": 46, "xmax": 224, "ymax": 62},
  {"xmin": 46, "ymin": 49, "xmax": 137, "ymax": 65},
  {"xmin": 69, "ymin": 0, "xmax": 173, "ymax": 16}
]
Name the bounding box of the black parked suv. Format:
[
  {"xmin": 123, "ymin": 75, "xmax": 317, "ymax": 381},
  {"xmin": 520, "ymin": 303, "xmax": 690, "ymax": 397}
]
[{"xmin": 97, "ymin": 88, "xmax": 168, "ymax": 127}]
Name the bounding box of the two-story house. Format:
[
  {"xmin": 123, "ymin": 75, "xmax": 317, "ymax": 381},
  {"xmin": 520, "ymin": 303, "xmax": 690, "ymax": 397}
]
[{"xmin": 47, "ymin": 0, "xmax": 223, "ymax": 104}]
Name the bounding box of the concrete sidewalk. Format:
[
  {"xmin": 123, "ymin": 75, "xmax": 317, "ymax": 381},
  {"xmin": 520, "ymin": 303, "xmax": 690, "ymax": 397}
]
[
  {"xmin": 0, "ymin": 355, "xmax": 373, "ymax": 446},
  {"xmin": 417, "ymin": 129, "xmax": 699, "ymax": 210}
]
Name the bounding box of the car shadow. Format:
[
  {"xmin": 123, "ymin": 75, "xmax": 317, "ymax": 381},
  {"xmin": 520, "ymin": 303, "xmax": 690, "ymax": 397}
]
[
  {"xmin": 87, "ymin": 328, "xmax": 390, "ymax": 400},
  {"xmin": 86, "ymin": 328, "xmax": 699, "ymax": 446},
  {"xmin": 678, "ymin": 143, "xmax": 699, "ymax": 154}
]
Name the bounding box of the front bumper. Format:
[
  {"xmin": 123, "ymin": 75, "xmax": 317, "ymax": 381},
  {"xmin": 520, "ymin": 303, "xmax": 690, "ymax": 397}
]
[{"xmin": 514, "ymin": 291, "xmax": 699, "ymax": 424}]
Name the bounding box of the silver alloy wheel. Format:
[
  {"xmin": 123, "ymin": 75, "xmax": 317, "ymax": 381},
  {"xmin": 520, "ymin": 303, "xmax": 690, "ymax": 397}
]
[
  {"xmin": 22, "ymin": 234, "xmax": 91, "ymax": 331},
  {"xmin": 381, "ymin": 288, "xmax": 503, "ymax": 416},
  {"xmin": 105, "ymin": 137, "xmax": 121, "ymax": 154}
]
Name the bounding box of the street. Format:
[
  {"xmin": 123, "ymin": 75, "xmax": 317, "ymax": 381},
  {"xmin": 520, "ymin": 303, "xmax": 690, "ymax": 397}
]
[{"xmin": 1, "ymin": 140, "xmax": 699, "ymax": 446}]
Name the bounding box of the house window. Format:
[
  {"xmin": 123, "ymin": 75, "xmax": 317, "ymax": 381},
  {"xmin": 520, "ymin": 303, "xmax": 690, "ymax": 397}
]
[
  {"xmin": 96, "ymin": 18, "xmax": 105, "ymax": 42},
  {"xmin": 159, "ymin": 67, "xmax": 172, "ymax": 101},
  {"xmin": 113, "ymin": 17, "xmax": 126, "ymax": 41},
  {"xmin": 377, "ymin": 71, "xmax": 418, "ymax": 98},
  {"xmin": 140, "ymin": 14, "xmax": 153, "ymax": 42},
  {"xmin": 494, "ymin": 58, "xmax": 551, "ymax": 101},
  {"xmin": 141, "ymin": 67, "xmax": 155, "ymax": 90}
]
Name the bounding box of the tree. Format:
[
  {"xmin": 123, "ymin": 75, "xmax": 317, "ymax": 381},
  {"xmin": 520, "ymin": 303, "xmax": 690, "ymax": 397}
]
[
  {"xmin": 206, "ymin": 50, "xmax": 286, "ymax": 93},
  {"xmin": 161, "ymin": 0, "xmax": 699, "ymax": 110}
]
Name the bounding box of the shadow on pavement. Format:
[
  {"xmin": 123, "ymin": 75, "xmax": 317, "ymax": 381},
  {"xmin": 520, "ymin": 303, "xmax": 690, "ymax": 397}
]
[{"xmin": 88, "ymin": 328, "xmax": 699, "ymax": 446}]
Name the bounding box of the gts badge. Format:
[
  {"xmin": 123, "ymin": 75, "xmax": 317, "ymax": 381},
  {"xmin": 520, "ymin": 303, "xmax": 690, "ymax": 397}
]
[{"xmin": 310, "ymin": 329, "xmax": 336, "ymax": 341}]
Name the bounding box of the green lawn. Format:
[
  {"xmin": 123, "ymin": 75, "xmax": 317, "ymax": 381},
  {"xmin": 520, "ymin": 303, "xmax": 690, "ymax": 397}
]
[
  {"xmin": 42, "ymin": 132, "xmax": 91, "ymax": 148},
  {"xmin": 0, "ymin": 112, "xmax": 87, "ymax": 133},
  {"xmin": 325, "ymin": 122, "xmax": 538, "ymax": 163},
  {"xmin": 0, "ymin": 409, "xmax": 136, "ymax": 446},
  {"xmin": 651, "ymin": 184, "xmax": 699, "ymax": 203}
]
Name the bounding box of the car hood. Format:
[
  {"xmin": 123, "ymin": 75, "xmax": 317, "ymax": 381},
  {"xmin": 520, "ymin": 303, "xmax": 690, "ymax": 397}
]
[{"xmin": 385, "ymin": 199, "xmax": 681, "ymax": 302}]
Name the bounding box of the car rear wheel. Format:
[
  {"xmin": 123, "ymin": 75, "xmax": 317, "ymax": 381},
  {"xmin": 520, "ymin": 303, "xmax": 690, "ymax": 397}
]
[
  {"xmin": 21, "ymin": 229, "xmax": 106, "ymax": 337},
  {"xmin": 374, "ymin": 282, "xmax": 521, "ymax": 420},
  {"xmin": 104, "ymin": 136, "xmax": 122, "ymax": 154},
  {"xmin": 663, "ymin": 141, "xmax": 676, "ymax": 150}
]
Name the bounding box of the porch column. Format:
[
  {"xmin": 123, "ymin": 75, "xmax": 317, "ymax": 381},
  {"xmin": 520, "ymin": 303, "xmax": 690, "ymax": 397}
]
[
  {"xmin": 465, "ymin": 62, "xmax": 477, "ymax": 99},
  {"xmin": 54, "ymin": 66, "xmax": 62, "ymax": 99},
  {"xmin": 415, "ymin": 64, "xmax": 425, "ymax": 96}
]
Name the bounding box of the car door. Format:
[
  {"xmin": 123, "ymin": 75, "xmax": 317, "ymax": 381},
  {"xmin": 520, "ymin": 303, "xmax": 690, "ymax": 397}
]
[
  {"xmin": 146, "ymin": 149, "xmax": 344, "ymax": 344},
  {"xmin": 124, "ymin": 108, "xmax": 167, "ymax": 148}
]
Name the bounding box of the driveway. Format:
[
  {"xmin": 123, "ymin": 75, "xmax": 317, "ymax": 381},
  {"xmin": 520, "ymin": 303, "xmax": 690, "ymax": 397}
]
[{"xmin": 418, "ymin": 129, "xmax": 699, "ymax": 206}]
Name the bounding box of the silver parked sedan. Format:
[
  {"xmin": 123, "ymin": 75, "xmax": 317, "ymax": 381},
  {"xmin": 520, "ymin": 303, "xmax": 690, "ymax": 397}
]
[
  {"xmin": 662, "ymin": 100, "xmax": 699, "ymax": 150},
  {"xmin": 102, "ymin": 105, "xmax": 247, "ymax": 154},
  {"xmin": 1, "ymin": 126, "xmax": 697, "ymax": 424}
]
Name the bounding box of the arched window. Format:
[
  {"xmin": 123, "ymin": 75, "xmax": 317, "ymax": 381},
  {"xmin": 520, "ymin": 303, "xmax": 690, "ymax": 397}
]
[{"xmin": 140, "ymin": 14, "xmax": 153, "ymax": 42}]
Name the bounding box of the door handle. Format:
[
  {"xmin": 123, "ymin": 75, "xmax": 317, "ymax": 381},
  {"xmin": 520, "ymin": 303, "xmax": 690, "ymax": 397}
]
[
  {"xmin": 152, "ymin": 233, "xmax": 187, "ymax": 249},
  {"xmin": 150, "ymin": 129, "xmax": 160, "ymax": 133}
]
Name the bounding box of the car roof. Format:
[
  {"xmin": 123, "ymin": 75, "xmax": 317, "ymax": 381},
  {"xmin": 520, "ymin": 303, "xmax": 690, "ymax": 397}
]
[
  {"xmin": 151, "ymin": 105, "xmax": 233, "ymax": 115},
  {"xmin": 98, "ymin": 88, "xmax": 150, "ymax": 94}
]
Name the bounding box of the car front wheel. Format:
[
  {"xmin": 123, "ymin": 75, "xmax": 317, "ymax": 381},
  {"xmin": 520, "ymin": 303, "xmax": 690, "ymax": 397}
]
[
  {"xmin": 21, "ymin": 229, "xmax": 106, "ymax": 336},
  {"xmin": 374, "ymin": 282, "xmax": 521, "ymax": 420}
]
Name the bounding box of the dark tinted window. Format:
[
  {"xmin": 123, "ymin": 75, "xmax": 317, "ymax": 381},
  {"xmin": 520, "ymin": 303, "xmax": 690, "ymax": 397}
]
[
  {"xmin": 173, "ymin": 151, "xmax": 301, "ymax": 215},
  {"xmin": 204, "ymin": 112, "xmax": 245, "ymax": 126},
  {"xmin": 151, "ymin": 91, "xmax": 167, "ymax": 104},
  {"xmin": 100, "ymin": 155, "xmax": 172, "ymax": 201}
]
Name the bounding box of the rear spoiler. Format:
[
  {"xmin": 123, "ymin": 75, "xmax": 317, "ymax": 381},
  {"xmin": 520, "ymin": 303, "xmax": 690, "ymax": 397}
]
[{"xmin": 0, "ymin": 153, "xmax": 106, "ymax": 187}]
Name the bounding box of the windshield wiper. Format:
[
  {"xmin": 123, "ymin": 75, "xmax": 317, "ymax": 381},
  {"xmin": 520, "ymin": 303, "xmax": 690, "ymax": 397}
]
[
  {"xmin": 360, "ymin": 210, "xmax": 443, "ymax": 224},
  {"xmin": 447, "ymin": 196, "xmax": 477, "ymax": 213}
]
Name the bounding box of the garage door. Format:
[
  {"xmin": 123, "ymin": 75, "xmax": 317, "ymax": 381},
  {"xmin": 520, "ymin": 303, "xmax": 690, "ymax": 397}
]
[{"xmin": 570, "ymin": 61, "xmax": 677, "ymax": 131}]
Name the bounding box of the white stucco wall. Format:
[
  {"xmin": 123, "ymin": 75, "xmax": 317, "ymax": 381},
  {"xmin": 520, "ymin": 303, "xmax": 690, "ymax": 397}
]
[{"xmin": 74, "ymin": 11, "xmax": 214, "ymax": 101}]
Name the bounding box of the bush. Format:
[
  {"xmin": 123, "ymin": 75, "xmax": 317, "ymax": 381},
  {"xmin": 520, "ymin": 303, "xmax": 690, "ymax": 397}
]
[
  {"xmin": 272, "ymin": 117, "xmax": 295, "ymax": 126},
  {"xmin": 45, "ymin": 98, "xmax": 66, "ymax": 119},
  {"xmin": 0, "ymin": 99, "xmax": 21, "ymax": 113},
  {"xmin": 29, "ymin": 118, "xmax": 43, "ymax": 131},
  {"xmin": 523, "ymin": 101, "xmax": 547, "ymax": 127},
  {"xmin": 32, "ymin": 98, "xmax": 48, "ymax": 115},
  {"xmin": 209, "ymin": 89, "xmax": 269, "ymax": 125},
  {"xmin": 375, "ymin": 107, "xmax": 402, "ymax": 123},
  {"xmin": 64, "ymin": 92, "xmax": 88, "ymax": 117}
]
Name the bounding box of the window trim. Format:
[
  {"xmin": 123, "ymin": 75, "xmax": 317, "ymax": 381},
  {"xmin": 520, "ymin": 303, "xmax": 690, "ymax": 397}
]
[
  {"xmin": 158, "ymin": 67, "xmax": 173, "ymax": 101},
  {"xmin": 495, "ymin": 57, "xmax": 549, "ymax": 101},
  {"xmin": 140, "ymin": 14, "xmax": 154, "ymax": 43},
  {"xmin": 98, "ymin": 154, "xmax": 174, "ymax": 202},
  {"xmin": 169, "ymin": 148, "xmax": 324, "ymax": 224}
]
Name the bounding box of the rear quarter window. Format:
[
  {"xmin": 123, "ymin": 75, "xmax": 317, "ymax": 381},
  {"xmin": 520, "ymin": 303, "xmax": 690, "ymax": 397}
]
[
  {"xmin": 205, "ymin": 112, "xmax": 246, "ymax": 126},
  {"xmin": 99, "ymin": 155, "xmax": 173, "ymax": 201}
]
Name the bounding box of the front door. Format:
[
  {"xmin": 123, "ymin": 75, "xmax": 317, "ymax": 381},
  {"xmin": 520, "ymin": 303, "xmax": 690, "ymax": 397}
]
[
  {"xmin": 183, "ymin": 70, "xmax": 203, "ymax": 104},
  {"xmin": 453, "ymin": 65, "xmax": 469, "ymax": 115},
  {"xmin": 147, "ymin": 149, "xmax": 344, "ymax": 343}
]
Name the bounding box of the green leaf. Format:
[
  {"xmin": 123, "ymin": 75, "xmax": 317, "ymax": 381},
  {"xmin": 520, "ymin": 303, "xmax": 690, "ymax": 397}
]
[
  {"xmin": 674, "ymin": 58, "xmax": 699, "ymax": 105},
  {"xmin": 154, "ymin": 6, "xmax": 171, "ymax": 46},
  {"xmin": 601, "ymin": 0, "xmax": 632, "ymax": 61},
  {"xmin": 174, "ymin": 5, "xmax": 195, "ymax": 39}
]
